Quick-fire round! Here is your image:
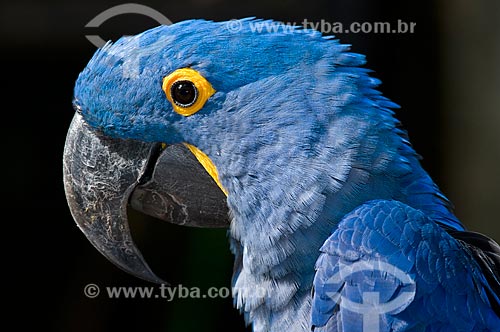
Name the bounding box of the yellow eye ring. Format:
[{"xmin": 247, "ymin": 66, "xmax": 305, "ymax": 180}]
[{"xmin": 162, "ymin": 68, "xmax": 216, "ymax": 116}]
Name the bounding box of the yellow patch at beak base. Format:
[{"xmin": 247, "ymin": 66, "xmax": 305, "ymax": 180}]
[{"xmin": 183, "ymin": 143, "xmax": 228, "ymax": 196}]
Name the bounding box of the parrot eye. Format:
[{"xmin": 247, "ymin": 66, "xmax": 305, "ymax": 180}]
[
  {"xmin": 162, "ymin": 68, "xmax": 216, "ymax": 116},
  {"xmin": 171, "ymin": 80, "xmax": 198, "ymax": 107}
]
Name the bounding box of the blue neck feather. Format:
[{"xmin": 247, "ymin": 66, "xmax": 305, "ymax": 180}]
[
  {"xmin": 199, "ymin": 76, "xmax": 464, "ymax": 330},
  {"xmin": 224, "ymin": 132, "xmax": 462, "ymax": 331}
]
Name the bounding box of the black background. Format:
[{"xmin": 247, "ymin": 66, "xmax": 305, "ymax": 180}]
[{"xmin": 3, "ymin": 0, "xmax": 499, "ymax": 331}]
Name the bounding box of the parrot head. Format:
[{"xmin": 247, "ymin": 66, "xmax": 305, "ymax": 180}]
[{"xmin": 66, "ymin": 19, "xmax": 456, "ymax": 292}]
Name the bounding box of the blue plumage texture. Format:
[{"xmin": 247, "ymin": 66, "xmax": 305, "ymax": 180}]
[
  {"xmin": 74, "ymin": 19, "xmax": 500, "ymax": 331},
  {"xmin": 312, "ymin": 200, "xmax": 500, "ymax": 331}
]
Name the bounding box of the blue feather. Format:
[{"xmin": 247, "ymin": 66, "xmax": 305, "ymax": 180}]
[{"xmin": 312, "ymin": 200, "xmax": 500, "ymax": 331}]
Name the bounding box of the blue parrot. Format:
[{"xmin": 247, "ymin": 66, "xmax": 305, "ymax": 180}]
[{"xmin": 63, "ymin": 19, "xmax": 500, "ymax": 331}]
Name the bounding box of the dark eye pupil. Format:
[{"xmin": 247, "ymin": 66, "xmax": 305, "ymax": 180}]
[{"xmin": 171, "ymin": 80, "xmax": 198, "ymax": 107}]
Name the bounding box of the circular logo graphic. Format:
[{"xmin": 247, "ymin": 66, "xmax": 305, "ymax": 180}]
[{"xmin": 325, "ymin": 260, "xmax": 416, "ymax": 331}]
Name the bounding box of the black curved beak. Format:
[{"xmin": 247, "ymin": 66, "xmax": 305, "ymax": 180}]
[{"xmin": 63, "ymin": 114, "xmax": 229, "ymax": 283}]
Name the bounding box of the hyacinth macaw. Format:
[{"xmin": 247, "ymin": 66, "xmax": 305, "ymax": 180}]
[{"xmin": 63, "ymin": 19, "xmax": 500, "ymax": 331}]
